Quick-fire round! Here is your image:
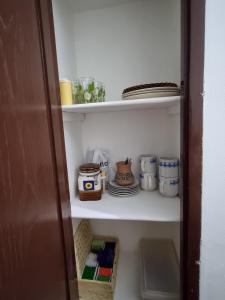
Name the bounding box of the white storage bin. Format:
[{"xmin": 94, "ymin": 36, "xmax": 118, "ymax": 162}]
[{"xmin": 140, "ymin": 239, "xmax": 180, "ymax": 300}]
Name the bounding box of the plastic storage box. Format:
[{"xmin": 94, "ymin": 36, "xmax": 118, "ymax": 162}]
[{"xmin": 140, "ymin": 239, "xmax": 180, "ymax": 300}]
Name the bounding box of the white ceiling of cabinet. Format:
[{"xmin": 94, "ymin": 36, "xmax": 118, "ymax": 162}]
[{"xmin": 68, "ymin": 0, "xmax": 140, "ymax": 12}]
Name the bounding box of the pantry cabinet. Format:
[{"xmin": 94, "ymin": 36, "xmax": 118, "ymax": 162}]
[
  {"xmin": 54, "ymin": 0, "xmax": 181, "ymax": 299},
  {"xmin": 0, "ymin": 0, "xmax": 204, "ymax": 300}
]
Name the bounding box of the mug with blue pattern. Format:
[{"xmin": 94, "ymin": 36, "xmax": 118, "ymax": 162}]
[
  {"xmin": 159, "ymin": 176, "xmax": 179, "ymax": 197},
  {"xmin": 159, "ymin": 157, "xmax": 179, "ymax": 178},
  {"xmin": 140, "ymin": 154, "xmax": 157, "ymax": 174},
  {"xmin": 140, "ymin": 172, "xmax": 157, "ymax": 191}
]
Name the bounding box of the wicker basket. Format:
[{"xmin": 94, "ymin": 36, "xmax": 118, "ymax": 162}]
[{"xmin": 74, "ymin": 220, "xmax": 119, "ymax": 300}]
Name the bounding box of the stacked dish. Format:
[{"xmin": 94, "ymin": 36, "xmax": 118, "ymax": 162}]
[
  {"xmin": 108, "ymin": 181, "xmax": 140, "ymax": 197},
  {"xmin": 122, "ymin": 83, "xmax": 180, "ymax": 100}
]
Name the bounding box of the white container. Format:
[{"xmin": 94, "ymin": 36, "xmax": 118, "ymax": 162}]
[
  {"xmin": 159, "ymin": 157, "xmax": 179, "ymax": 178},
  {"xmin": 140, "ymin": 154, "xmax": 157, "ymax": 174},
  {"xmin": 140, "ymin": 239, "xmax": 180, "ymax": 300},
  {"xmin": 159, "ymin": 177, "xmax": 179, "ymax": 197},
  {"xmin": 140, "ymin": 172, "xmax": 157, "ymax": 191}
]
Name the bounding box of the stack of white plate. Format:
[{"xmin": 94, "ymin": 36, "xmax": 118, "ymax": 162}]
[
  {"xmin": 122, "ymin": 86, "xmax": 180, "ymax": 100},
  {"xmin": 108, "ymin": 180, "xmax": 140, "ymax": 197}
]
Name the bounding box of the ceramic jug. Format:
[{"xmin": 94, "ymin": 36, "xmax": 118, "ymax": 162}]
[{"xmin": 115, "ymin": 161, "xmax": 134, "ymax": 186}]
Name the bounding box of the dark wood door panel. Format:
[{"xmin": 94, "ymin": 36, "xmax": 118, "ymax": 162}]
[
  {"xmin": 181, "ymin": 1, "xmax": 205, "ymax": 299},
  {"xmin": 37, "ymin": 0, "xmax": 78, "ymax": 297},
  {"xmin": 0, "ymin": 1, "xmax": 73, "ymax": 299}
]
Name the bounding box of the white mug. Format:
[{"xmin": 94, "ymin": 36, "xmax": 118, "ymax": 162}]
[
  {"xmin": 140, "ymin": 173, "xmax": 157, "ymax": 191},
  {"xmin": 159, "ymin": 157, "xmax": 179, "ymax": 178},
  {"xmin": 159, "ymin": 177, "xmax": 179, "ymax": 197},
  {"xmin": 140, "ymin": 155, "xmax": 157, "ymax": 174}
]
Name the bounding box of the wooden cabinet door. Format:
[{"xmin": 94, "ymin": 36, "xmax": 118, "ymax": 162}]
[{"xmin": 0, "ymin": 1, "xmax": 77, "ymax": 299}]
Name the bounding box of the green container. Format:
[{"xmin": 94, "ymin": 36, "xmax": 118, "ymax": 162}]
[
  {"xmin": 82, "ymin": 266, "xmax": 96, "ymax": 280},
  {"xmin": 73, "ymin": 77, "xmax": 105, "ymax": 104}
]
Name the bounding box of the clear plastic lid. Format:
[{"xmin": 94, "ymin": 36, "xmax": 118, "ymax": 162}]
[{"xmin": 140, "ymin": 239, "xmax": 180, "ymax": 300}]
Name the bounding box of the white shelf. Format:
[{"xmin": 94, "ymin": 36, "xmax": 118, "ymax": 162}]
[
  {"xmin": 62, "ymin": 96, "xmax": 180, "ymax": 114},
  {"xmin": 71, "ymin": 191, "xmax": 180, "ymax": 222},
  {"xmin": 115, "ymin": 251, "xmax": 140, "ymax": 300}
]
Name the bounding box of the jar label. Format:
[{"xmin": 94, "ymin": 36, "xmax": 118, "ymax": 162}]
[{"xmin": 78, "ymin": 174, "xmax": 101, "ymax": 191}]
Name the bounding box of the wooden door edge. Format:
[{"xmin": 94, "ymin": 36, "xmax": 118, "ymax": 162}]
[
  {"xmin": 34, "ymin": 0, "xmax": 78, "ymax": 299},
  {"xmin": 181, "ymin": 0, "xmax": 205, "ymax": 299}
]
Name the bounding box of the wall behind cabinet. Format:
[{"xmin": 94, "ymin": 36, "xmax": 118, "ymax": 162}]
[
  {"xmin": 73, "ymin": 0, "xmax": 181, "ymax": 100},
  {"xmin": 63, "ymin": 115, "xmax": 84, "ymax": 199},
  {"xmin": 53, "ymin": 0, "xmax": 77, "ymax": 79},
  {"xmin": 53, "ymin": 0, "xmax": 181, "ymax": 100},
  {"xmin": 82, "ymin": 109, "xmax": 180, "ymax": 178}
]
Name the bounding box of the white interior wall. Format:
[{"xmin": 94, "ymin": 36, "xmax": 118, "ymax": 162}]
[
  {"xmin": 72, "ymin": 0, "xmax": 181, "ymax": 100},
  {"xmin": 72, "ymin": 219, "xmax": 180, "ymax": 257},
  {"xmin": 52, "ymin": 0, "xmax": 77, "ymax": 79},
  {"xmin": 90, "ymin": 220, "xmax": 180, "ymax": 254},
  {"xmin": 82, "ymin": 109, "xmax": 180, "ymax": 181},
  {"xmin": 200, "ymin": 0, "xmax": 225, "ymax": 299},
  {"xmin": 68, "ymin": 0, "xmax": 142, "ymax": 13},
  {"xmin": 168, "ymin": 112, "xmax": 180, "ymax": 157},
  {"xmin": 63, "ymin": 114, "xmax": 84, "ymax": 199}
]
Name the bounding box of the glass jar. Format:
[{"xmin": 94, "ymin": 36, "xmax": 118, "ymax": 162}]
[
  {"xmin": 78, "ymin": 163, "xmax": 102, "ymax": 201},
  {"xmin": 94, "ymin": 81, "xmax": 106, "ymax": 102},
  {"xmin": 72, "ymin": 77, "xmax": 106, "ymax": 104},
  {"xmin": 72, "ymin": 79, "xmax": 79, "ymax": 103}
]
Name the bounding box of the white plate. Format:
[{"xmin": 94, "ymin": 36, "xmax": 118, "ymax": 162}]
[
  {"xmin": 109, "ymin": 180, "xmax": 139, "ymax": 189},
  {"xmin": 122, "ymin": 91, "xmax": 180, "ymax": 100},
  {"xmin": 109, "ymin": 190, "xmax": 140, "ymax": 197},
  {"xmin": 109, "ymin": 194, "xmax": 138, "ymax": 197},
  {"xmin": 109, "ymin": 186, "xmax": 139, "ymax": 191},
  {"xmin": 109, "ymin": 189, "xmax": 139, "ymax": 194},
  {"xmin": 108, "ymin": 187, "xmax": 139, "ymax": 192},
  {"xmin": 108, "ymin": 185, "xmax": 139, "ymax": 190},
  {"xmin": 109, "ymin": 190, "xmax": 139, "ymax": 195},
  {"xmin": 109, "ymin": 191, "xmax": 139, "ymax": 195},
  {"xmin": 108, "ymin": 189, "xmax": 139, "ymax": 194},
  {"xmin": 123, "ymin": 87, "xmax": 180, "ymax": 97}
]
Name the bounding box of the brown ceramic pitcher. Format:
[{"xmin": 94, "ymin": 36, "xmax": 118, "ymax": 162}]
[{"xmin": 115, "ymin": 161, "xmax": 134, "ymax": 186}]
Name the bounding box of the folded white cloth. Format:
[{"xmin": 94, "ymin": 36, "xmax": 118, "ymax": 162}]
[{"xmin": 85, "ymin": 252, "xmax": 98, "ymax": 267}]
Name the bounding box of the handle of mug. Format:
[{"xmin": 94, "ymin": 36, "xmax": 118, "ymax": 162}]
[
  {"xmin": 141, "ymin": 159, "xmax": 146, "ymax": 172},
  {"xmin": 148, "ymin": 174, "xmax": 152, "ymax": 188},
  {"xmin": 160, "ymin": 180, "xmax": 165, "ymax": 193}
]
